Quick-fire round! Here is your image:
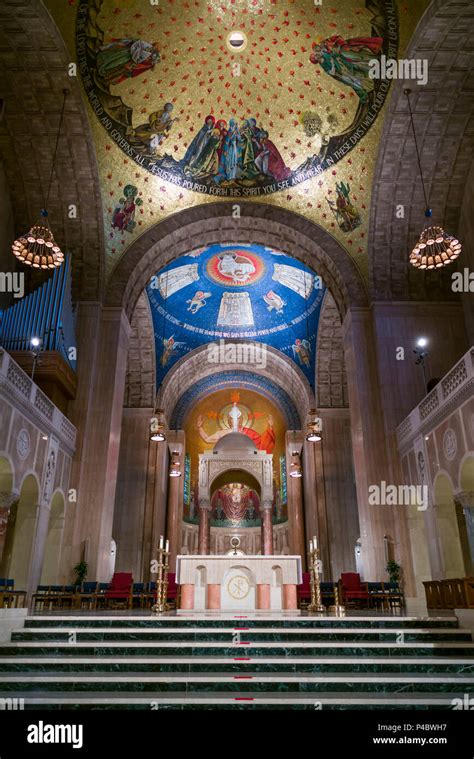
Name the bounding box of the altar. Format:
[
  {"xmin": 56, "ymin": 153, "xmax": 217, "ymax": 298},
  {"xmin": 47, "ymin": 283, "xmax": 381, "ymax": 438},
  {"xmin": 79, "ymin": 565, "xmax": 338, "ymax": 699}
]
[{"xmin": 176, "ymin": 555, "xmax": 302, "ymax": 611}]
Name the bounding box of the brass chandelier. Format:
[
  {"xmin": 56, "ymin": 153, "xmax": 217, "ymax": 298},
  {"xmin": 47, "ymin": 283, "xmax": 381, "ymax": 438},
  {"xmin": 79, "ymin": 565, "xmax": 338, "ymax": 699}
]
[
  {"xmin": 405, "ymin": 89, "xmax": 461, "ymax": 270},
  {"xmin": 12, "ymin": 89, "xmax": 69, "ymax": 270}
]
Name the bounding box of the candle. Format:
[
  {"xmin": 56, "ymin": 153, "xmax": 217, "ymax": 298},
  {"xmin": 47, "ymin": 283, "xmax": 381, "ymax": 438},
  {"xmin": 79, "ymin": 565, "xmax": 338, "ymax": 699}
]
[
  {"xmin": 159, "ymin": 535, "xmax": 164, "ymax": 549},
  {"xmin": 309, "ymin": 540, "xmax": 313, "ymax": 552},
  {"xmin": 313, "ymin": 535, "xmax": 318, "ymax": 549},
  {"xmin": 165, "ymin": 540, "xmax": 169, "ymax": 553}
]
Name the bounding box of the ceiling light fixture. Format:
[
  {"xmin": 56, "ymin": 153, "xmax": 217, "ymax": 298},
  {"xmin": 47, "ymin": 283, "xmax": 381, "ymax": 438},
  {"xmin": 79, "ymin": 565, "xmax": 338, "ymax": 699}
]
[
  {"xmin": 306, "ymin": 409, "xmax": 322, "ymax": 442},
  {"xmin": 405, "ymin": 89, "xmax": 461, "ymax": 270},
  {"xmin": 12, "ymin": 89, "xmax": 69, "ymax": 270}
]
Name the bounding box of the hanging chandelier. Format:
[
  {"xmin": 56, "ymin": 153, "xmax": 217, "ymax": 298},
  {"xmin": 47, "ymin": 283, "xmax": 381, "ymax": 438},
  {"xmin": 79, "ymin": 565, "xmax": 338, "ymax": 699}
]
[
  {"xmin": 289, "ymin": 451, "xmax": 302, "ymax": 478},
  {"xmin": 12, "ymin": 89, "xmax": 68, "ymax": 270},
  {"xmin": 404, "ymin": 89, "xmax": 461, "ymax": 270},
  {"xmin": 12, "ymin": 210, "xmax": 65, "ymax": 269},
  {"xmin": 149, "ymin": 409, "xmax": 166, "ymax": 442},
  {"xmin": 305, "ymin": 409, "xmax": 323, "ymax": 442},
  {"xmin": 169, "ymin": 450, "xmax": 182, "ymax": 478}
]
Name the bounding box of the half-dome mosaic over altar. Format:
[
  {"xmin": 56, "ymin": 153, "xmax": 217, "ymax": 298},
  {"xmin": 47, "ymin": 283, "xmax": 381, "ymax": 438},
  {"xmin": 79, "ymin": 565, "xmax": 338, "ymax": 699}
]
[
  {"xmin": 76, "ymin": 0, "xmax": 398, "ymax": 197},
  {"xmin": 146, "ymin": 243, "xmax": 325, "ymax": 386}
]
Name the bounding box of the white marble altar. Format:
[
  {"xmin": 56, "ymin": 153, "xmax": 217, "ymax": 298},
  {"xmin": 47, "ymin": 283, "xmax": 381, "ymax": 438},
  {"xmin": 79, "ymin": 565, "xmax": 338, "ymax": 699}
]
[{"xmin": 176, "ymin": 554, "xmax": 302, "ymax": 611}]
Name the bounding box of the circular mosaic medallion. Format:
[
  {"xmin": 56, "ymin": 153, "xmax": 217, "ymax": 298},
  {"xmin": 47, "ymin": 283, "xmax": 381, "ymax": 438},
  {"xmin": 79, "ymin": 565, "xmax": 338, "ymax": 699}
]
[
  {"xmin": 16, "ymin": 428, "xmax": 30, "ymax": 460},
  {"xmin": 206, "ymin": 251, "xmax": 264, "ymax": 287},
  {"xmin": 443, "ymin": 428, "xmax": 457, "ymax": 461}
]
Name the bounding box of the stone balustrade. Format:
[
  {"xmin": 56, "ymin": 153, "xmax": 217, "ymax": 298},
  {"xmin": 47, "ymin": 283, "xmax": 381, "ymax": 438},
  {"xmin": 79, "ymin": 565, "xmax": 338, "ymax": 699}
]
[
  {"xmin": 0, "ymin": 348, "xmax": 76, "ymax": 455},
  {"xmin": 397, "ymin": 348, "xmax": 474, "ymax": 452}
]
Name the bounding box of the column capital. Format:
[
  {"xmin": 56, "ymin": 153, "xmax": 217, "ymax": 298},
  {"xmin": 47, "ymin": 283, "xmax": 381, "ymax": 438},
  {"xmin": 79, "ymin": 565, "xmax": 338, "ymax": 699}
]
[
  {"xmin": 0, "ymin": 491, "xmax": 19, "ymax": 510},
  {"xmin": 261, "ymin": 499, "xmax": 273, "ymax": 511},
  {"xmin": 199, "ymin": 498, "xmax": 211, "ymax": 511}
]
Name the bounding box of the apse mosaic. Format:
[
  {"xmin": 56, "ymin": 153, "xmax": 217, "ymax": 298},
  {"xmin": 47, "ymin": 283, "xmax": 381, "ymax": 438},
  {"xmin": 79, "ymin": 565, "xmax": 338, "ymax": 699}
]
[
  {"xmin": 146, "ymin": 243, "xmax": 325, "ymax": 386},
  {"xmin": 76, "ymin": 0, "xmax": 398, "ymax": 198},
  {"xmin": 183, "ymin": 388, "xmax": 287, "ymax": 527}
]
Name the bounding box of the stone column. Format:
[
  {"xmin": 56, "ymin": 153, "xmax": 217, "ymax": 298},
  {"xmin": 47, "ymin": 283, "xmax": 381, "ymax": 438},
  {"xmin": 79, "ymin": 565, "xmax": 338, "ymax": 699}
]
[
  {"xmin": 60, "ymin": 305, "xmax": 131, "ymax": 582},
  {"xmin": 342, "ymin": 307, "xmax": 415, "ymax": 589},
  {"xmin": 454, "ymin": 491, "xmax": 474, "ymax": 575},
  {"xmin": 166, "ymin": 432, "xmax": 185, "ymax": 572},
  {"xmin": 261, "ymin": 499, "xmax": 274, "ymax": 555},
  {"xmin": 25, "ymin": 502, "xmax": 50, "ymax": 599},
  {"xmin": 285, "ymin": 431, "xmax": 306, "ymax": 569},
  {"xmin": 198, "ymin": 499, "xmax": 211, "ymax": 555}
]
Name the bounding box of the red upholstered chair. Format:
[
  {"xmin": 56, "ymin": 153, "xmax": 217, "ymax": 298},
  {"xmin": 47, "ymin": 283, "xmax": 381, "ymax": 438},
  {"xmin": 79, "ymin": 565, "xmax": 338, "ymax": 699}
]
[
  {"xmin": 297, "ymin": 572, "xmax": 311, "ymax": 608},
  {"xmin": 105, "ymin": 573, "xmax": 133, "ymax": 609},
  {"xmin": 340, "ymin": 572, "xmax": 370, "ymax": 608}
]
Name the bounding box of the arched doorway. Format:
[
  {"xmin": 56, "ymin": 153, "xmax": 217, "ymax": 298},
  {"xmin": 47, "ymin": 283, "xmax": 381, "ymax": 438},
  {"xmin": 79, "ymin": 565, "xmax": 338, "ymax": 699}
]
[
  {"xmin": 40, "ymin": 491, "xmax": 65, "ymax": 585},
  {"xmin": 6, "ymin": 474, "xmax": 39, "ymax": 590},
  {"xmin": 433, "ymin": 473, "xmax": 465, "ymax": 578}
]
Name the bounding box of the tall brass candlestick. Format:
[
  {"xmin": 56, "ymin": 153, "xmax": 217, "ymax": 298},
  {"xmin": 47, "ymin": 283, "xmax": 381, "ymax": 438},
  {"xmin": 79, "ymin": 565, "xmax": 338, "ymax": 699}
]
[
  {"xmin": 152, "ymin": 541, "xmax": 170, "ymax": 615},
  {"xmin": 330, "ymin": 580, "xmax": 346, "ymax": 616},
  {"xmin": 308, "ymin": 542, "xmax": 325, "ymax": 614}
]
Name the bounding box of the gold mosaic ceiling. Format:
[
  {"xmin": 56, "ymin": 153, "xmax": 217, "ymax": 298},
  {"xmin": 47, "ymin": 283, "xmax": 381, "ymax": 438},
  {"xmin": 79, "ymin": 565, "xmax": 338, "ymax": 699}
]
[{"xmin": 46, "ymin": 0, "xmax": 428, "ymax": 282}]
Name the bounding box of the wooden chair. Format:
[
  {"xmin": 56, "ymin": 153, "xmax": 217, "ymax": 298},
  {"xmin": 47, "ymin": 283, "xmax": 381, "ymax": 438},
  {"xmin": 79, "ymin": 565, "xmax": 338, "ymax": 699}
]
[
  {"xmin": 132, "ymin": 582, "xmax": 145, "ymax": 609},
  {"xmin": 366, "ymin": 582, "xmax": 386, "ymax": 609},
  {"xmin": 383, "ymin": 581, "xmax": 404, "ymax": 609},
  {"xmin": 76, "ymin": 582, "xmax": 99, "ymax": 610}
]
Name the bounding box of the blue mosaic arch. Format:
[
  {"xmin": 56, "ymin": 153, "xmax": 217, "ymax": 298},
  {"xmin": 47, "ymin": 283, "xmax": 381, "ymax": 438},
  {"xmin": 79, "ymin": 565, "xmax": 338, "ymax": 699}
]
[
  {"xmin": 170, "ymin": 371, "xmax": 301, "ymax": 431},
  {"xmin": 146, "ymin": 242, "xmax": 326, "ymax": 388}
]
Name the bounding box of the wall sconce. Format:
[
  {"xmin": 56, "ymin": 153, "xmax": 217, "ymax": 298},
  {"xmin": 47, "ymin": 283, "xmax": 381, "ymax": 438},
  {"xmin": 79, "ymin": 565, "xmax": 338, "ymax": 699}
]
[
  {"xmin": 306, "ymin": 409, "xmax": 322, "ymax": 442},
  {"xmin": 289, "ymin": 451, "xmax": 302, "ymax": 478},
  {"xmin": 149, "ymin": 410, "xmax": 166, "ymax": 442},
  {"xmin": 169, "ymin": 450, "xmax": 182, "ymax": 478}
]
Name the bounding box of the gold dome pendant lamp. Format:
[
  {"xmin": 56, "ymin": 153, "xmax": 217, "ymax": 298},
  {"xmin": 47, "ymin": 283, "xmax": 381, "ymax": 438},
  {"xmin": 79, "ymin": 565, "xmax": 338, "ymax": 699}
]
[
  {"xmin": 404, "ymin": 89, "xmax": 461, "ymax": 270},
  {"xmin": 12, "ymin": 89, "xmax": 69, "ymax": 270}
]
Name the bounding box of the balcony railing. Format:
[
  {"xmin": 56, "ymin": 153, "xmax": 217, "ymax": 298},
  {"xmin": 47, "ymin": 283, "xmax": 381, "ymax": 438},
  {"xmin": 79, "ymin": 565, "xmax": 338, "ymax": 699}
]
[
  {"xmin": 397, "ymin": 347, "xmax": 474, "ymax": 452},
  {"xmin": 0, "ymin": 348, "xmax": 76, "ymax": 453}
]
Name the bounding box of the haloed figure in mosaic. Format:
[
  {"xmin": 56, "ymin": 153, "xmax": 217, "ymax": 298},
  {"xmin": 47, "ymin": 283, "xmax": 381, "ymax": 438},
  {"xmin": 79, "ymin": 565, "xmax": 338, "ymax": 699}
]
[{"xmin": 310, "ymin": 35, "xmax": 383, "ymax": 102}]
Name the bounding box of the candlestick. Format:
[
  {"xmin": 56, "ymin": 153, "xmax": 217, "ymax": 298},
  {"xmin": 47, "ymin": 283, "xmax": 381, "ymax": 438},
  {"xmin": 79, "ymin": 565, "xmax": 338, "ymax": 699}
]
[
  {"xmin": 159, "ymin": 535, "xmax": 164, "ymax": 549},
  {"xmin": 307, "ymin": 541, "xmax": 325, "ymax": 614}
]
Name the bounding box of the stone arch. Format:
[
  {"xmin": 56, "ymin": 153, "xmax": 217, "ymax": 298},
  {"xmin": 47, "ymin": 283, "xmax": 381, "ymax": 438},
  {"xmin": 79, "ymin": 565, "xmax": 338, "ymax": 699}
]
[
  {"xmin": 160, "ymin": 342, "xmax": 313, "ymax": 427},
  {"xmin": 124, "ymin": 291, "xmax": 156, "ymax": 408},
  {"xmin": 105, "ymin": 203, "xmax": 368, "ymax": 320},
  {"xmin": 369, "ymin": 0, "xmax": 474, "ymax": 301},
  {"xmin": 5, "ymin": 472, "xmax": 39, "ymax": 589},
  {"xmin": 316, "ymin": 290, "xmax": 348, "ymax": 408},
  {"xmin": 433, "ymin": 472, "xmax": 465, "ymax": 577},
  {"xmin": 0, "ymin": 0, "xmax": 105, "ymax": 301},
  {"xmin": 40, "ymin": 490, "xmax": 65, "ymax": 585},
  {"xmin": 210, "ymin": 469, "xmax": 262, "ymax": 497}
]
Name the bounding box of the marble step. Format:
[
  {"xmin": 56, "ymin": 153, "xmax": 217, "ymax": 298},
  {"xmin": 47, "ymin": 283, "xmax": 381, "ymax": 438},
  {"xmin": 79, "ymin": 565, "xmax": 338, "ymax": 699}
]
[
  {"xmin": 2, "ymin": 641, "xmax": 474, "ymax": 658},
  {"xmin": 0, "ymin": 656, "xmax": 473, "ymax": 674},
  {"xmin": 12, "ymin": 627, "xmax": 471, "ymax": 642},
  {"xmin": 0, "ymin": 690, "xmax": 468, "ymax": 709},
  {"xmin": 24, "ymin": 615, "xmax": 460, "ymax": 629},
  {"xmin": 0, "ymin": 670, "xmax": 473, "ymax": 693}
]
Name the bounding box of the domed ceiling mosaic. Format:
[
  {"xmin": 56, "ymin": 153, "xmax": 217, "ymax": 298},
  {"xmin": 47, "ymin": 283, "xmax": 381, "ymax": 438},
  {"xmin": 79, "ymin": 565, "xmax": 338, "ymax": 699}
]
[
  {"xmin": 46, "ymin": 0, "xmax": 427, "ymax": 279},
  {"xmin": 146, "ymin": 243, "xmax": 325, "ymax": 386}
]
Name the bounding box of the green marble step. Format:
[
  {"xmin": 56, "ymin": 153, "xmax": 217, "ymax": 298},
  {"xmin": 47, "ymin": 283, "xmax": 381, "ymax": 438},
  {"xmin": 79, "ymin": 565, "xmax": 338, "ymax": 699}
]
[
  {"xmin": 0, "ymin": 690, "xmax": 467, "ymax": 710},
  {"xmin": 24, "ymin": 616, "xmax": 459, "ymax": 630},
  {"xmin": 1, "ymin": 670, "xmax": 473, "ymax": 694},
  {"xmin": 12, "ymin": 627, "xmax": 471, "ymax": 643},
  {"xmin": 0, "ymin": 656, "xmax": 473, "ymax": 674},
  {"xmin": 2, "ymin": 641, "xmax": 474, "ymax": 657}
]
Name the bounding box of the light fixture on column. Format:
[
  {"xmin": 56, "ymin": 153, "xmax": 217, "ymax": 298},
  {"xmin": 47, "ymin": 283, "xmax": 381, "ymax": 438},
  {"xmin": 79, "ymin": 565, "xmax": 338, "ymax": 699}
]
[
  {"xmin": 169, "ymin": 450, "xmax": 181, "ymax": 478},
  {"xmin": 149, "ymin": 409, "xmax": 166, "ymax": 442},
  {"xmin": 405, "ymin": 89, "xmax": 461, "ymax": 270},
  {"xmin": 305, "ymin": 408, "xmax": 322, "ymax": 442},
  {"xmin": 12, "ymin": 89, "xmax": 69, "ymax": 270},
  {"xmin": 289, "ymin": 451, "xmax": 302, "ymax": 478},
  {"xmin": 413, "ymin": 337, "xmax": 429, "ymax": 394}
]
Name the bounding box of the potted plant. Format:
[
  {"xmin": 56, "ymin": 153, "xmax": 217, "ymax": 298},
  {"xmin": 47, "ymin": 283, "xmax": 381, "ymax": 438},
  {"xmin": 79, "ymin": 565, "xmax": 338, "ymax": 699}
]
[
  {"xmin": 386, "ymin": 559, "xmax": 401, "ymax": 585},
  {"xmin": 73, "ymin": 560, "xmax": 88, "ymax": 588}
]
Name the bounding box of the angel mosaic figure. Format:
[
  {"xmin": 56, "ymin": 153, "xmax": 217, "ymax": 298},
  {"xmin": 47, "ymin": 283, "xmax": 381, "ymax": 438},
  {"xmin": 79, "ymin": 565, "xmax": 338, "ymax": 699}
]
[
  {"xmin": 160, "ymin": 335, "xmax": 186, "ymax": 367},
  {"xmin": 310, "ymin": 35, "xmax": 383, "ymax": 103},
  {"xmin": 96, "ymin": 39, "xmax": 160, "ymax": 86},
  {"xmin": 291, "ymin": 338, "xmax": 311, "ymax": 368}
]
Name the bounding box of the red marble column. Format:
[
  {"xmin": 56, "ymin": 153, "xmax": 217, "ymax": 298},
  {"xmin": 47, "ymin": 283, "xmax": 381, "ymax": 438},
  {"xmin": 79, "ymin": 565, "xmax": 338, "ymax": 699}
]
[
  {"xmin": 261, "ymin": 501, "xmax": 274, "ymax": 555},
  {"xmin": 207, "ymin": 583, "xmax": 220, "ymax": 609},
  {"xmin": 180, "ymin": 584, "xmax": 195, "ymax": 610},
  {"xmin": 282, "ymin": 584, "xmax": 298, "ymax": 610},
  {"xmin": 257, "ymin": 583, "xmax": 271, "ymax": 609},
  {"xmin": 198, "ymin": 499, "xmax": 211, "ymax": 554}
]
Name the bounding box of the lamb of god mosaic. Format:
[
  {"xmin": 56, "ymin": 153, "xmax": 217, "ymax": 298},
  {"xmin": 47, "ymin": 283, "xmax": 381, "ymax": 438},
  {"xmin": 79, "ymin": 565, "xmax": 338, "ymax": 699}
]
[{"xmin": 76, "ymin": 0, "xmax": 398, "ymax": 197}]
